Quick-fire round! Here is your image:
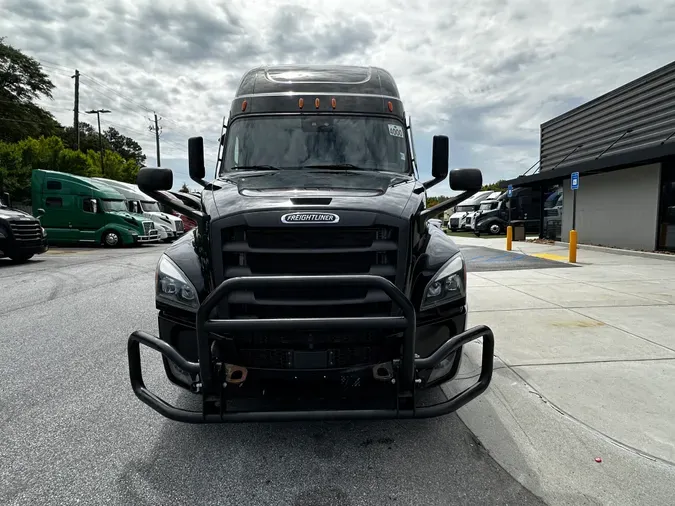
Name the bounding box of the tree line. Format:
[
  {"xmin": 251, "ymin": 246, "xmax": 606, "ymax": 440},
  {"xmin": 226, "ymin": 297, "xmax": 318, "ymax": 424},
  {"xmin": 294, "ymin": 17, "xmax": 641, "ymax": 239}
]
[{"xmin": 0, "ymin": 37, "xmax": 150, "ymax": 202}]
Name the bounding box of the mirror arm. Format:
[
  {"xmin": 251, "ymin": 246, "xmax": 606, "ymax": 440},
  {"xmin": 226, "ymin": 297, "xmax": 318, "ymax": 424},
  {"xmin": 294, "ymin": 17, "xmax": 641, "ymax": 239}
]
[
  {"xmin": 413, "ymin": 176, "xmax": 445, "ymax": 195},
  {"xmin": 418, "ymin": 190, "xmax": 479, "ymax": 228},
  {"xmin": 192, "ymin": 178, "xmax": 208, "ymax": 188}
]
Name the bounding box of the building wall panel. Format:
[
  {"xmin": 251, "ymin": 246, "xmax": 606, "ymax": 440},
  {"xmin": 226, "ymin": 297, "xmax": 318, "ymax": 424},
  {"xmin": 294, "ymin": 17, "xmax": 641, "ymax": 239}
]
[
  {"xmin": 561, "ymin": 163, "xmax": 661, "ymax": 250},
  {"xmin": 540, "ymin": 62, "xmax": 675, "ymax": 172}
]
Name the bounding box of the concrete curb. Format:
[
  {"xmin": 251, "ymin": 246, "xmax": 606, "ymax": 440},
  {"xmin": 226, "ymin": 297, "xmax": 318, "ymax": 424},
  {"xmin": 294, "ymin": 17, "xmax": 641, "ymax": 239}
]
[{"xmin": 552, "ymin": 241, "xmax": 675, "ymax": 262}]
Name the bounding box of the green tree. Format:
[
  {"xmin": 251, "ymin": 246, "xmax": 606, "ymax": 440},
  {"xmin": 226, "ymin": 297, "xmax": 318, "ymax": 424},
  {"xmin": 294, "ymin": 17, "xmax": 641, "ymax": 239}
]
[
  {"xmin": 59, "ymin": 122, "xmax": 110, "ymax": 153},
  {"xmin": 84, "ymin": 148, "xmax": 140, "ymax": 183},
  {"xmin": 104, "ymin": 126, "xmax": 146, "ymax": 165},
  {"xmin": 0, "ymin": 37, "xmax": 62, "ymax": 143},
  {"xmin": 179, "ymin": 182, "xmax": 190, "ymax": 193},
  {"xmin": 481, "ymin": 180, "xmax": 507, "ymax": 191},
  {"xmin": 426, "ymin": 195, "xmax": 449, "ymax": 208}
]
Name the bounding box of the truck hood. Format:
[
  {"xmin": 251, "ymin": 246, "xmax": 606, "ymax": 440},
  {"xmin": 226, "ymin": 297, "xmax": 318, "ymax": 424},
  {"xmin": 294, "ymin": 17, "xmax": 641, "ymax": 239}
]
[
  {"xmin": 110, "ymin": 211, "xmax": 146, "ymax": 222},
  {"xmin": 207, "ymin": 170, "xmax": 418, "ymax": 218},
  {"xmin": 147, "ymin": 211, "xmax": 181, "ymax": 225},
  {"xmin": 0, "ymin": 206, "xmax": 37, "ymax": 221}
]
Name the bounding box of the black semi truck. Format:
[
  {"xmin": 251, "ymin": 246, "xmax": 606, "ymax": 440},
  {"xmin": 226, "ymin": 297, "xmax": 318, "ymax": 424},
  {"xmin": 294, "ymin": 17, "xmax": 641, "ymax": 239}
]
[
  {"xmin": 0, "ymin": 192, "xmax": 49, "ymax": 262},
  {"xmin": 128, "ymin": 65, "xmax": 495, "ymax": 423}
]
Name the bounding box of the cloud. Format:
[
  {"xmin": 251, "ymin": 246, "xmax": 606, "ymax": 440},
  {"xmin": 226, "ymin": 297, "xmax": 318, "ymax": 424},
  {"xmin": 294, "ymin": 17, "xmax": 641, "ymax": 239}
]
[{"xmin": 2, "ymin": 0, "xmax": 674, "ymax": 195}]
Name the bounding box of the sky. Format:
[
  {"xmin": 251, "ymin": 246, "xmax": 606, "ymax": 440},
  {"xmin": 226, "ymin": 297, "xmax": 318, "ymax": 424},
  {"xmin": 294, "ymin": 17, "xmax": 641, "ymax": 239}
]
[{"xmin": 2, "ymin": 0, "xmax": 674, "ymax": 195}]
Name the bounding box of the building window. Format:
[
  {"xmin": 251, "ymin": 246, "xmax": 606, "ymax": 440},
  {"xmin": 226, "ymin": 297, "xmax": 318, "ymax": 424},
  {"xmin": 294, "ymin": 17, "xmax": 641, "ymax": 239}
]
[
  {"xmin": 47, "ymin": 180, "xmax": 62, "ymax": 190},
  {"xmin": 45, "ymin": 197, "xmax": 62, "ymax": 208}
]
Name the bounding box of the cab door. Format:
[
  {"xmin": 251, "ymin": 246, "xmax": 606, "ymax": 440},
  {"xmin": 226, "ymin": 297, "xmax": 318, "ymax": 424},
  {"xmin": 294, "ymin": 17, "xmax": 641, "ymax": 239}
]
[{"xmin": 69, "ymin": 196, "xmax": 106, "ymax": 242}]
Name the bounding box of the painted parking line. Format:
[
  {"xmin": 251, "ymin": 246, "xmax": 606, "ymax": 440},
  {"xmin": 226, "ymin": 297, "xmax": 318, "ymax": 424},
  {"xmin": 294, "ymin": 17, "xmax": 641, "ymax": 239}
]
[{"xmin": 530, "ymin": 252, "xmax": 569, "ymax": 262}]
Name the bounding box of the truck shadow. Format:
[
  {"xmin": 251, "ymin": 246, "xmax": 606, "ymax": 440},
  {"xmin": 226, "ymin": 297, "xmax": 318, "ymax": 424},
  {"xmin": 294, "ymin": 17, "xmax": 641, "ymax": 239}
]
[{"xmin": 114, "ymin": 388, "xmax": 561, "ymax": 506}]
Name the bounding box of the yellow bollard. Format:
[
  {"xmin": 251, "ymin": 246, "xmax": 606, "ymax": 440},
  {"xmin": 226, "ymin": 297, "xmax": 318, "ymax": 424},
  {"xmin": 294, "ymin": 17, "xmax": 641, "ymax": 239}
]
[
  {"xmin": 506, "ymin": 226, "xmax": 513, "ymax": 251},
  {"xmin": 569, "ymin": 229, "xmax": 577, "ymax": 263}
]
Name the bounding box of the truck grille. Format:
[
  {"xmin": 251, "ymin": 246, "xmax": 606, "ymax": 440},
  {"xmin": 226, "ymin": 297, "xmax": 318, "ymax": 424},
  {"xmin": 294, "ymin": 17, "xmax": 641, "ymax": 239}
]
[
  {"xmin": 143, "ymin": 222, "xmax": 153, "ymax": 235},
  {"xmin": 9, "ymin": 220, "xmax": 42, "ymax": 243},
  {"xmin": 219, "ymin": 225, "xmax": 401, "ymax": 319},
  {"xmin": 211, "ymin": 218, "xmax": 408, "ymax": 369},
  {"xmin": 175, "ymin": 220, "xmax": 184, "ymax": 232},
  {"xmin": 450, "ymin": 218, "xmax": 459, "ymax": 228}
]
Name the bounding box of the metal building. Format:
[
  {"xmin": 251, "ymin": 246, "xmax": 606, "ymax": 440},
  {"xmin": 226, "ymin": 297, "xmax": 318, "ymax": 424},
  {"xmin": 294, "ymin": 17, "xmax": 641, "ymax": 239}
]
[{"xmin": 502, "ymin": 60, "xmax": 675, "ymax": 252}]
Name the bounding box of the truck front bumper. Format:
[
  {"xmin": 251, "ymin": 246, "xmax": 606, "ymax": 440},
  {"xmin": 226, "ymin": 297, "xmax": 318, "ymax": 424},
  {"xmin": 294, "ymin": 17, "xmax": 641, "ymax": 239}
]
[
  {"xmin": 133, "ymin": 232, "xmax": 160, "ymax": 243},
  {"xmin": 0, "ymin": 236, "xmax": 48, "ymax": 257},
  {"xmin": 127, "ymin": 274, "xmax": 494, "ymax": 423}
]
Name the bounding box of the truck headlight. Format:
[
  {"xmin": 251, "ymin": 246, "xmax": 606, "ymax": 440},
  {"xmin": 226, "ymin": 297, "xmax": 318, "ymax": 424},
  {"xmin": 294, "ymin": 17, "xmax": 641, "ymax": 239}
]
[
  {"xmin": 420, "ymin": 252, "xmax": 466, "ymax": 311},
  {"xmin": 155, "ymin": 254, "xmax": 199, "ymax": 311}
]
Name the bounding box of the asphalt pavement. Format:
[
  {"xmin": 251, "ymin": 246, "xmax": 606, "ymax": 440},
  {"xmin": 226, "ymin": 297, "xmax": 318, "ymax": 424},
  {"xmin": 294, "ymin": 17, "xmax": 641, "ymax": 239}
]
[{"xmin": 0, "ymin": 244, "xmax": 545, "ymax": 506}]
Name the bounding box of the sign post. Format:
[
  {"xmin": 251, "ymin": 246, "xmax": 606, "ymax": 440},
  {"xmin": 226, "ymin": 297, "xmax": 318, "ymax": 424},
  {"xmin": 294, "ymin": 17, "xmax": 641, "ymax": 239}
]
[
  {"xmin": 506, "ymin": 185, "xmax": 513, "ymax": 251},
  {"xmin": 569, "ymin": 172, "xmax": 579, "ymax": 263}
]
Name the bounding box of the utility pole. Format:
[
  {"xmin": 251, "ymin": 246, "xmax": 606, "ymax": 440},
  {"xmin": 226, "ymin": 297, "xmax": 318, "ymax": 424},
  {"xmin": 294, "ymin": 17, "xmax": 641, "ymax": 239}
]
[
  {"xmin": 71, "ymin": 70, "xmax": 80, "ymax": 150},
  {"xmin": 149, "ymin": 113, "xmax": 162, "ymax": 166},
  {"xmin": 86, "ymin": 109, "xmax": 111, "ymax": 176}
]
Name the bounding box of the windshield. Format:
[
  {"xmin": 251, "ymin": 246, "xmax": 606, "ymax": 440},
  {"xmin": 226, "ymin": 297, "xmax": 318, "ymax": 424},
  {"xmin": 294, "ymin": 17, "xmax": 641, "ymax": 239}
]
[
  {"xmin": 456, "ymin": 205, "xmax": 475, "ymax": 212},
  {"xmin": 140, "ymin": 201, "xmax": 161, "ymax": 212},
  {"xmin": 480, "ymin": 201, "xmax": 499, "ymax": 211},
  {"xmin": 101, "ymin": 199, "xmax": 127, "ymax": 212},
  {"xmin": 220, "ymin": 115, "xmax": 410, "ymax": 175},
  {"xmin": 545, "ymin": 192, "xmax": 562, "ymax": 208}
]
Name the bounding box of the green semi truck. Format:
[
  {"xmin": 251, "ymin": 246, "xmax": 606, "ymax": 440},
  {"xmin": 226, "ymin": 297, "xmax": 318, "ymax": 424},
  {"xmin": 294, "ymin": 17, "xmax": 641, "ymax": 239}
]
[{"xmin": 31, "ymin": 169, "xmax": 160, "ymax": 247}]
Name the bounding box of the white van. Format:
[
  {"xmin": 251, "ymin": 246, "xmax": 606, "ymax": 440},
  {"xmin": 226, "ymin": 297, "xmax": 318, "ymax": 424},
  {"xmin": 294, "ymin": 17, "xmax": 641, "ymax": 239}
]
[{"xmin": 92, "ymin": 177, "xmax": 184, "ymax": 242}]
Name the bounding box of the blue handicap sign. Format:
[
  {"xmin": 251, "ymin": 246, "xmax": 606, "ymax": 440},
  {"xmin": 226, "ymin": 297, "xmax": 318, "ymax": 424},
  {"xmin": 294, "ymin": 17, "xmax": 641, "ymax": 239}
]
[
  {"xmin": 507, "ymin": 184, "xmax": 513, "ymax": 197},
  {"xmin": 571, "ymin": 172, "xmax": 579, "ymax": 190}
]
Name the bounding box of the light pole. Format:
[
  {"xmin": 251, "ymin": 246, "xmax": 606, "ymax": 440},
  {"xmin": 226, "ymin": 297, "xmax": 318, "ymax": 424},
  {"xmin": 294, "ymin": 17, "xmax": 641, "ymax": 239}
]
[{"xmin": 86, "ymin": 109, "xmax": 111, "ymax": 176}]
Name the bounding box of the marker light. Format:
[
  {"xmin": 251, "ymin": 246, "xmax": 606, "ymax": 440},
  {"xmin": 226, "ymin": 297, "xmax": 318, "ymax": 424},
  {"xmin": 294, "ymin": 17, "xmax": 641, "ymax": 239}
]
[
  {"xmin": 331, "ymin": 98, "xmax": 336, "ymax": 109},
  {"xmin": 298, "ymin": 98, "xmax": 304, "ymax": 109},
  {"xmin": 241, "ymin": 100, "xmax": 248, "ymax": 111},
  {"xmin": 315, "ymin": 98, "xmax": 320, "ymax": 109},
  {"xmin": 387, "ymin": 101, "xmax": 393, "ymax": 112}
]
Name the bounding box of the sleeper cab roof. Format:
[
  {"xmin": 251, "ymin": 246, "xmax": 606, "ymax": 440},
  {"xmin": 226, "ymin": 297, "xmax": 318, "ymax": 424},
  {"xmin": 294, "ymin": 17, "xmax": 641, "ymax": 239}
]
[
  {"xmin": 229, "ymin": 65, "xmax": 405, "ymax": 118},
  {"xmin": 34, "ymin": 169, "xmax": 124, "ymax": 199}
]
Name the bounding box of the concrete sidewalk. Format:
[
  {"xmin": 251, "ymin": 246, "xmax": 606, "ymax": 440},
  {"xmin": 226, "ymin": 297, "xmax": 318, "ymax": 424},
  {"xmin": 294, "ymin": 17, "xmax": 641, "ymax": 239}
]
[{"xmin": 447, "ymin": 234, "xmax": 675, "ymax": 505}]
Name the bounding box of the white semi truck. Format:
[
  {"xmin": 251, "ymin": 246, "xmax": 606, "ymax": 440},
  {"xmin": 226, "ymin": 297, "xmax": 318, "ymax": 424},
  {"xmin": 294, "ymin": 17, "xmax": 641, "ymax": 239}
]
[
  {"xmin": 464, "ymin": 191, "xmax": 502, "ymax": 230},
  {"xmin": 447, "ymin": 190, "xmax": 493, "ymax": 232}
]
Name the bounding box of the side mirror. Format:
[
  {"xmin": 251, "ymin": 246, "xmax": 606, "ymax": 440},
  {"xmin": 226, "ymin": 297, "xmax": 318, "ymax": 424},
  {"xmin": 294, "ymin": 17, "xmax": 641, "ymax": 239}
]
[
  {"xmin": 137, "ymin": 167, "xmax": 173, "ymax": 193},
  {"xmin": 449, "ymin": 168, "xmax": 482, "ymax": 191},
  {"xmin": 431, "ymin": 135, "xmax": 449, "ymax": 179},
  {"xmin": 188, "ymin": 137, "xmax": 206, "ymax": 181},
  {"xmin": 2, "ymin": 192, "xmax": 11, "ymax": 208}
]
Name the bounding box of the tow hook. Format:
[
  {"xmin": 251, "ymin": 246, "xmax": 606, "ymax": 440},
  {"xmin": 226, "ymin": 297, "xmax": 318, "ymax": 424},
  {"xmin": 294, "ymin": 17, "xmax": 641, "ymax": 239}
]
[
  {"xmin": 224, "ymin": 364, "xmax": 248, "ymax": 385},
  {"xmin": 372, "ymin": 362, "xmax": 394, "ymax": 381}
]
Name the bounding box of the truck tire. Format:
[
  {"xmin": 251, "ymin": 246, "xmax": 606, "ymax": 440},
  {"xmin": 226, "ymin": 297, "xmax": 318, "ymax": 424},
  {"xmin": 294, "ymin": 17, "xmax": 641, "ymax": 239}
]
[
  {"xmin": 488, "ymin": 223, "xmax": 503, "ymax": 235},
  {"xmin": 102, "ymin": 230, "xmax": 122, "ymax": 248},
  {"xmin": 9, "ymin": 253, "xmax": 34, "ymax": 263}
]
